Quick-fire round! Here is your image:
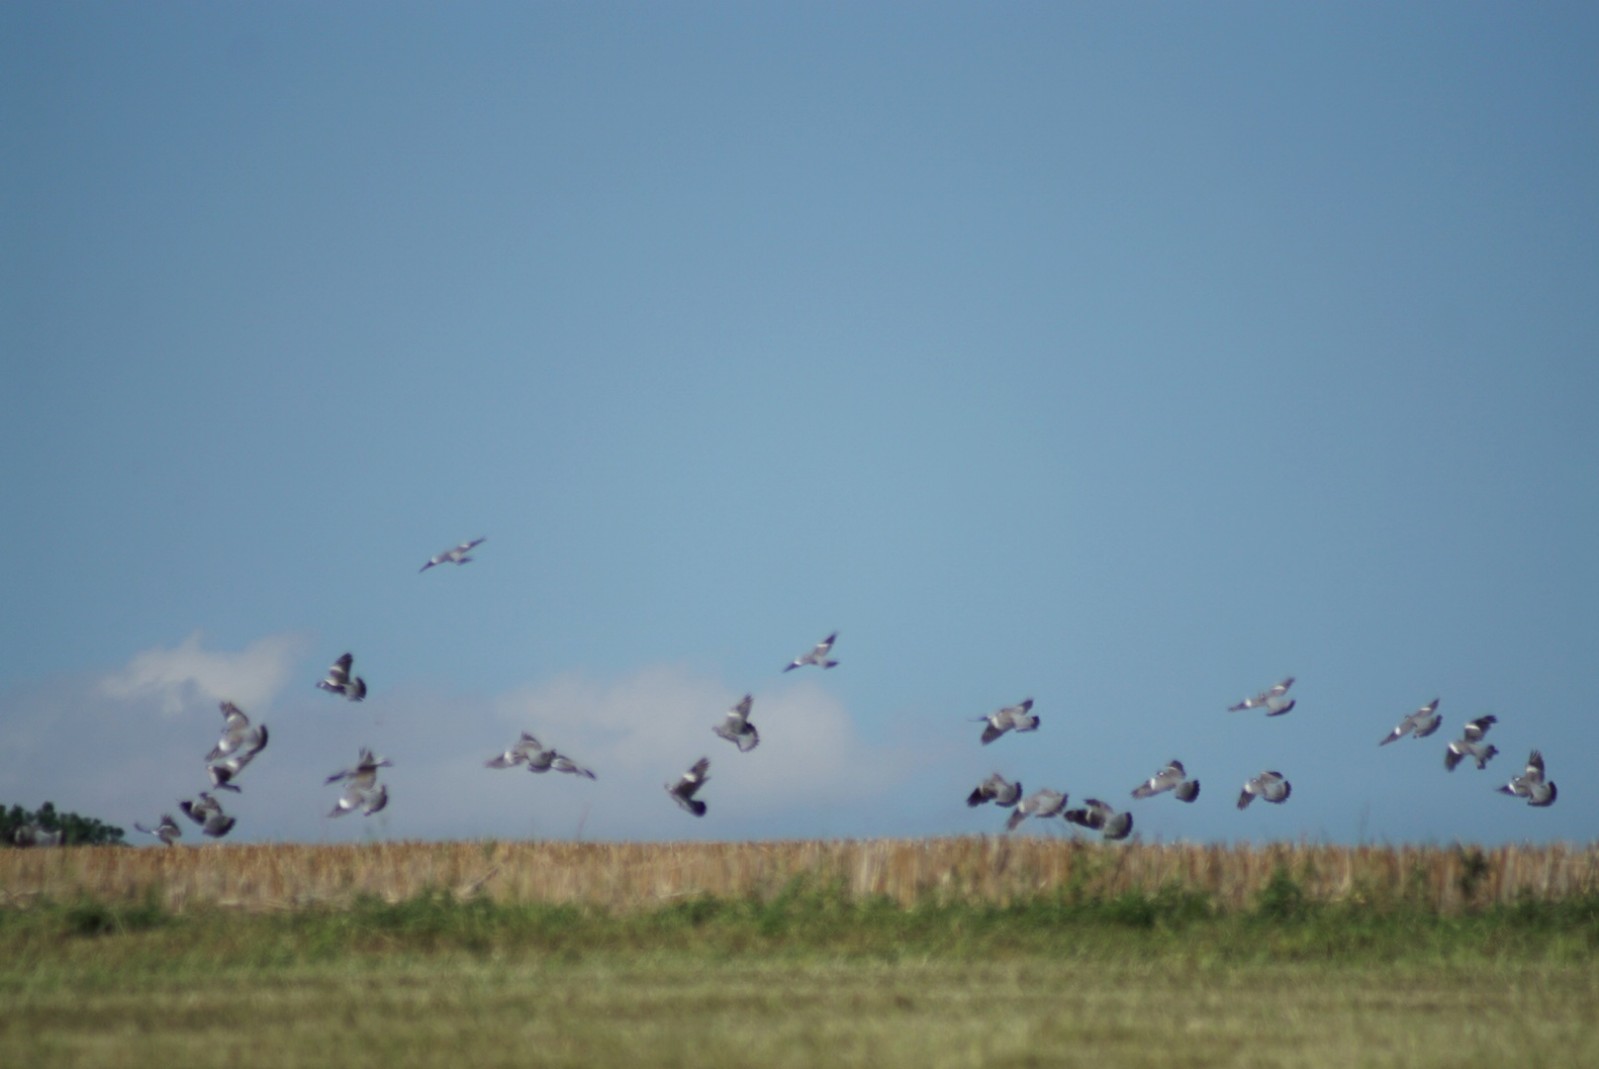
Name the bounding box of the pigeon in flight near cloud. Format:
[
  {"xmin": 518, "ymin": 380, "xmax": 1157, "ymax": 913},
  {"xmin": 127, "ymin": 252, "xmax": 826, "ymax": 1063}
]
[
  {"xmin": 1237, "ymin": 770, "xmax": 1293, "ymax": 810},
  {"xmin": 204, "ymin": 700, "xmax": 268, "ymax": 792},
  {"xmin": 1498, "ymin": 750, "xmax": 1557, "ymax": 807},
  {"xmin": 420, "ymin": 537, "xmax": 486, "ymax": 572},
  {"xmin": 975, "ymin": 699, "xmax": 1038, "ymax": 745},
  {"xmin": 666, "ymin": 757, "xmax": 711, "ymax": 816},
  {"xmin": 1228, "ymin": 677, "xmax": 1296, "ymax": 716},
  {"xmin": 784, "ymin": 632, "xmax": 839, "ymax": 672},
  {"xmin": 1444, "ymin": 716, "xmax": 1499, "ymax": 772},
  {"xmin": 1131, "ymin": 759, "xmax": 1200, "ymax": 802},
  {"xmin": 712, "ymin": 694, "xmax": 760, "ymax": 752},
  {"xmin": 206, "ymin": 745, "xmax": 263, "ymax": 793},
  {"xmin": 317, "ymin": 653, "xmax": 368, "ymax": 702},
  {"xmin": 208, "ymin": 701, "xmax": 268, "ymax": 762},
  {"xmin": 485, "ymin": 733, "xmax": 596, "ymax": 778},
  {"xmin": 1379, "ymin": 698, "xmax": 1442, "ymax": 746}
]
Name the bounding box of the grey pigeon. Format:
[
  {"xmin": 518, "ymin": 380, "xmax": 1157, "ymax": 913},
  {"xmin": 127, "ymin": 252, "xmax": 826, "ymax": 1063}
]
[
  {"xmin": 1379, "ymin": 698, "xmax": 1442, "ymax": 746},
  {"xmin": 1237, "ymin": 770, "xmax": 1292, "ymax": 809},
  {"xmin": 666, "ymin": 757, "xmax": 711, "ymax": 816},
  {"xmin": 485, "ymin": 732, "xmax": 545, "ymax": 769},
  {"xmin": 784, "ymin": 632, "xmax": 839, "ymax": 672},
  {"xmin": 327, "ymin": 747, "xmax": 391, "ymax": 817},
  {"xmin": 326, "ymin": 746, "xmax": 393, "ymax": 786},
  {"xmin": 975, "ymin": 699, "xmax": 1039, "ymax": 745},
  {"xmin": 178, "ymin": 792, "xmax": 236, "ymax": 838},
  {"xmin": 206, "ymin": 745, "xmax": 262, "ymax": 793},
  {"xmin": 133, "ymin": 813, "xmax": 182, "ymax": 846},
  {"xmin": 317, "ymin": 652, "xmax": 368, "ymax": 702},
  {"xmin": 1228, "ymin": 677, "xmax": 1296, "ymax": 717},
  {"xmin": 1005, "ymin": 788, "xmax": 1068, "ymax": 831},
  {"xmin": 1064, "ymin": 798, "xmax": 1134, "ymax": 841},
  {"xmin": 712, "ymin": 694, "xmax": 760, "ymax": 752},
  {"xmin": 967, "ymin": 772, "xmax": 1024, "ymax": 808},
  {"xmin": 1131, "ymin": 759, "xmax": 1200, "ymax": 802},
  {"xmin": 497, "ymin": 735, "xmax": 594, "ymax": 778},
  {"xmin": 208, "ymin": 700, "xmax": 268, "ymax": 761},
  {"xmin": 178, "ymin": 792, "xmax": 222, "ymax": 825},
  {"xmin": 1498, "ymin": 750, "xmax": 1557, "ymax": 807},
  {"xmin": 420, "ymin": 536, "xmax": 485, "ymax": 572},
  {"xmin": 1444, "ymin": 716, "xmax": 1499, "ymax": 772}
]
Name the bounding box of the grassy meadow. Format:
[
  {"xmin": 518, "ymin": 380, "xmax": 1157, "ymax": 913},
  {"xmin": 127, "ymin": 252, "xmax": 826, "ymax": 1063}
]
[{"xmin": 3, "ymin": 839, "xmax": 1597, "ymax": 1068}]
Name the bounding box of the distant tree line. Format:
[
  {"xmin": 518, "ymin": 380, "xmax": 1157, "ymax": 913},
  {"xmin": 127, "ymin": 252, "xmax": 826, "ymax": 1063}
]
[{"xmin": 3, "ymin": 802, "xmax": 126, "ymax": 846}]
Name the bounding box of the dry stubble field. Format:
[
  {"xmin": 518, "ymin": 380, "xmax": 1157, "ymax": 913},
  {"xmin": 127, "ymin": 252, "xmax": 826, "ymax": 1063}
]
[{"xmin": 2, "ymin": 838, "xmax": 1596, "ymax": 1068}]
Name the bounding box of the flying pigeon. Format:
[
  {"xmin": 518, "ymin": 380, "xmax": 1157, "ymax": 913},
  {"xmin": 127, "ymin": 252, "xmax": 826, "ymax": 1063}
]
[
  {"xmin": 784, "ymin": 632, "xmax": 839, "ymax": 672},
  {"xmin": 420, "ymin": 537, "xmax": 486, "ymax": 572},
  {"xmin": 208, "ymin": 700, "xmax": 268, "ymax": 762},
  {"xmin": 327, "ymin": 750, "xmax": 392, "ymax": 817},
  {"xmin": 975, "ymin": 699, "xmax": 1038, "ymax": 745},
  {"xmin": 1498, "ymin": 750, "xmax": 1557, "ymax": 807},
  {"xmin": 666, "ymin": 757, "xmax": 711, "ymax": 816},
  {"xmin": 1379, "ymin": 698, "xmax": 1442, "ymax": 746},
  {"xmin": 966, "ymin": 772, "xmax": 1024, "ymax": 808},
  {"xmin": 485, "ymin": 733, "xmax": 545, "ymax": 769},
  {"xmin": 712, "ymin": 694, "xmax": 760, "ymax": 753},
  {"xmin": 178, "ymin": 792, "xmax": 236, "ymax": 838},
  {"xmin": 178, "ymin": 792, "xmax": 222, "ymax": 825},
  {"xmin": 1444, "ymin": 716, "xmax": 1499, "ymax": 772},
  {"xmin": 317, "ymin": 653, "xmax": 368, "ymax": 702},
  {"xmin": 326, "ymin": 747, "xmax": 393, "ymax": 786},
  {"xmin": 491, "ymin": 735, "xmax": 595, "ymax": 778},
  {"xmin": 1237, "ymin": 770, "xmax": 1293, "ymax": 810},
  {"xmin": 1131, "ymin": 759, "xmax": 1200, "ymax": 802},
  {"xmin": 1228, "ymin": 676, "xmax": 1296, "ymax": 716},
  {"xmin": 360, "ymin": 783, "xmax": 389, "ymax": 816},
  {"xmin": 1005, "ymin": 788, "xmax": 1068, "ymax": 831},
  {"xmin": 206, "ymin": 744, "xmax": 263, "ymax": 793},
  {"xmin": 1064, "ymin": 798, "xmax": 1134, "ymax": 841},
  {"xmin": 330, "ymin": 781, "xmax": 389, "ymax": 818},
  {"xmin": 133, "ymin": 814, "xmax": 182, "ymax": 846}
]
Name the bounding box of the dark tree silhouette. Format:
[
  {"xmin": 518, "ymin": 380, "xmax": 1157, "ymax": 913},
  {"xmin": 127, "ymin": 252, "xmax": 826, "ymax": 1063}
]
[{"xmin": 3, "ymin": 802, "xmax": 127, "ymax": 846}]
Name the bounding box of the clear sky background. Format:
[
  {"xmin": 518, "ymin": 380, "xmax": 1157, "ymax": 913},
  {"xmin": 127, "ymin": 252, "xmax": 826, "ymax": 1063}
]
[{"xmin": 4, "ymin": 3, "xmax": 1596, "ymax": 848}]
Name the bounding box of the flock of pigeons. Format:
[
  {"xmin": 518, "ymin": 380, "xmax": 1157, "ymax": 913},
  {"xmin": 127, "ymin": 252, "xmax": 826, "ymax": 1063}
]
[
  {"xmin": 963, "ymin": 675, "xmax": 1556, "ymax": 842},
  {"xmin": 132, "ymin": 686, "xmax": 398, "ymax": 845},
  {"xmin": 121, "ymin": 537, "xmax": 1554, "ymax": 847},
  {"xmin": 129, "ymin": 539, "xmax": 487, "ymax": 846},
  {"xmin": 664, "ymin": 631, "xmax": 842, "ymax": 817},
  {"xmin": 133, "ymin": 699, "xmax": 267, "ymax": 844},
  {"xmin": 1378, "ymin": 699, "xmax": 1557, "ymax": 806},
  {"xmin": 964, "ymin": 699, "xmax": 1133, "ymax": 839}
]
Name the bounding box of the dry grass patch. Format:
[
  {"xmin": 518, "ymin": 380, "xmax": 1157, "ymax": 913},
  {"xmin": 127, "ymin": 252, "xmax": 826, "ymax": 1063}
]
[{"xmin": 3, "ymin": 839, "xmax": 1597, "ymax": 914}]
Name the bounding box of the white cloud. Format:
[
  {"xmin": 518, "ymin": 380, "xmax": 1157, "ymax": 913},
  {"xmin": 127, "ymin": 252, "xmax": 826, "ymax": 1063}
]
[
  {"xmin": 468, "ymin": 663, "xmax": 916, "ymax": 838},
  {"xmin": 98, "ymin": 631, "xmax": 307, "ymax": 716},
  {"xmin": 11, "ymin": 654, "xmax": 935, "ymax": 844}
]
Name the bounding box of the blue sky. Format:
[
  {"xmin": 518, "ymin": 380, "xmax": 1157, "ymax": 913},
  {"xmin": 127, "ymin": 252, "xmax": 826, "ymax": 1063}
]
[{"xmin": 4, "ymin": 3, "xmax": 1596, "ymax": 847}]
